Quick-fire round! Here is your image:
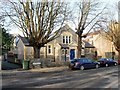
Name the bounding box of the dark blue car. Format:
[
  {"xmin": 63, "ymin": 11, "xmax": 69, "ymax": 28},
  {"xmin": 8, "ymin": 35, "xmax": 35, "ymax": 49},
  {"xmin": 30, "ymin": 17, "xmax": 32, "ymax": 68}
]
[
  {"xmin": 98, "ymin": 58, "xmax": 117, "ymax": 67},
  {"xmin": 69, "ymin": 58, "xmax": 99, "ymax": 70}
]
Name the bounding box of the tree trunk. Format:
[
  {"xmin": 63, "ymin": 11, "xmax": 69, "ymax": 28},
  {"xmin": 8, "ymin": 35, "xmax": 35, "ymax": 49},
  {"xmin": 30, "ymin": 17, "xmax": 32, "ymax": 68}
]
[
  {"xmin": 77, "ymin": 35, "xmax": 82, "ymax": 58},
  {"xmin": 33, "ymin": 46, "xmax": 41, "ymax": 58}
]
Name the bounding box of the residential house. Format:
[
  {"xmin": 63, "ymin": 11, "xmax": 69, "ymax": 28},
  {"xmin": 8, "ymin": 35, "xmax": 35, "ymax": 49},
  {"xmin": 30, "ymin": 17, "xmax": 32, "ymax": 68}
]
[
  {"xmin": 15, "ymin": 24, "xmax": 97, "ymax": 62},
  {"xmin": 83, "ymin": 30, "xmax": 118, "ymax": 59},
  {"xmin": 83, "ymin": 40, "xmax": 96, "ymax": 59},
  {"xmin": 15, "ymin": 25, "xmax": 82, "ymax": 62}
]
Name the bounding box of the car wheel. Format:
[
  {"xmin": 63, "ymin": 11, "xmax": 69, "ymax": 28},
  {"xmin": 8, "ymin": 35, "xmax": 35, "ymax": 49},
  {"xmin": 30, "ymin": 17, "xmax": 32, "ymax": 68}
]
[
  {"xmin": 95, "ymin": 64, "xmax": 99, "ymax": 68},
  {"xmin": 80, "ymin": 65, "xmax": 84, "ymax": 70},
  {"xmin": 114, "ymin": 63, "xmax": 117, "ymax": 66},
  {"xmin": 105, "ymin": 64, "xmax": 108, "ymax": 67}
]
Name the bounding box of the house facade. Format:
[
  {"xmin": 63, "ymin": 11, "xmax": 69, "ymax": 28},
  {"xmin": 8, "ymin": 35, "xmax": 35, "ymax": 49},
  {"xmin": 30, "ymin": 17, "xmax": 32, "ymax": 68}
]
[
  {"xmin": 83, "ymin": 30, "xmax": 118, "ymax": 59},
  {"xmin": 15, "ymin": 25, "xmax": 82, "ymax": 62},
  {"xmin": 13, "ymin": 27, "xmax": 119, "ymax": 61}
]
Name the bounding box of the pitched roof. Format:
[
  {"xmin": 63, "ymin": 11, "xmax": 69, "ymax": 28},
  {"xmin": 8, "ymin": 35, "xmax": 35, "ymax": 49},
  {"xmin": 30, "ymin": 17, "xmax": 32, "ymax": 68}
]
[
  {"xmin": 59, "ymin": 24, "xmax": 76, "ymax": 35},
  {"xmin": 18, "ymin": 36, "xmax": 30, "ymax": 46},
  {"xmin": 59, "ymin": 44, "xmax": 69, "ymax": 49},
  {"xmin": 17, "ymin": 25, "xmax": 78, "ymax": 48},
  {"xmin": 83, "ymin": 40, "xmax": 95, "ymax": 48}
]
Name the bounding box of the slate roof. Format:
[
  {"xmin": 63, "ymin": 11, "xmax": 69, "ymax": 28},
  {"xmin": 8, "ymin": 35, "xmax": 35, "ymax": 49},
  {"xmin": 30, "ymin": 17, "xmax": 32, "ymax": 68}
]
[
  {"xmin": 18, "ymin": 36, "xmax": 30, "ymax": 46},
  {"xmin": 59, "ymin": 44, "xmax": 69, "ymax": 49},
  {"xmin": 83, "ymin": 40, "xmax": 95, "ymax": 48}
]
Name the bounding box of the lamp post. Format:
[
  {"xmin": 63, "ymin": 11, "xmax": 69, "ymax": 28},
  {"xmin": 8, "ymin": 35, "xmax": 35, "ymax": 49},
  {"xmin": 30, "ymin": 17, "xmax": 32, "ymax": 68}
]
[{"xmin": 111, "ymin": 42, "xmax": 114, "ymax": 59}]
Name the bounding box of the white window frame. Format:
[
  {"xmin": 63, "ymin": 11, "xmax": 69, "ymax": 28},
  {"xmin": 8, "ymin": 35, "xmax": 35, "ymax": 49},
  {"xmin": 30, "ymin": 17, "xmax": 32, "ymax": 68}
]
[
  {"xmin": 62, "ymin": 49, "xmax": 65, "ymax": 55},
  {"xmin": 66, "ymin": 36, "xmax": 68, "ymax": 44},
  {"xmin": 47, "ymin": 45, "xmax": 52, "ymax": 55},
  {"xmin": 61, "ymin": 49, "xmax": 69, "ymax": 55},
  {"xmin": 62, "ymin": 35, "xmax": 72, "ymax": 44},
  {"xmin": 63, "ymin": 36, "xmax": 65, "ymax": 44},
  {"xmin": 69, "ymin": 36, "xmax": 71, "ymax": 44}
]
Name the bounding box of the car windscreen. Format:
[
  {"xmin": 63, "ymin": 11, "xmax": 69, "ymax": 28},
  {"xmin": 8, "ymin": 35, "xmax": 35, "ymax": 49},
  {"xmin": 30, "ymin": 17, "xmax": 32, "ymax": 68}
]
[
  {"xmin": 71, "ymin": 59, "xmax": 78, "ymax": 62},
  {"xmin": 78, "ymin": 58, "xmax": 88, "ymax": 63},
  {"xmin": 99, "ymin": 58, "xmax": 107, "ymax": 61}
]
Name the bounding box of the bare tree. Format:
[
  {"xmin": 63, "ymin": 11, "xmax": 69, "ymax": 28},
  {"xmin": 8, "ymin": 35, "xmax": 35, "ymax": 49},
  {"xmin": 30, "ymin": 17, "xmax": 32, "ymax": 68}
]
[
  {"xmin": 2, "ymin": 0, "xmax": 70, "ymax": 58},
  {"xmin": 98, "ymin": 1, "xmax": 120, "ymax": 59},
  {"xmin": 100, "ymin": 21, "xmax": 120, "ymax": 59},
  {"xmin": 74, "ymin": 0, "xmax": 106, "ymax": 58}
]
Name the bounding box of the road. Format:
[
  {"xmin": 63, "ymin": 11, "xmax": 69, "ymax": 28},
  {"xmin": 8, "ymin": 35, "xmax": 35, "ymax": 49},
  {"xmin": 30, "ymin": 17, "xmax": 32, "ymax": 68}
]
[{"xmin": 2, "ymin": 65, "xmax": 119, "ymax": 89}]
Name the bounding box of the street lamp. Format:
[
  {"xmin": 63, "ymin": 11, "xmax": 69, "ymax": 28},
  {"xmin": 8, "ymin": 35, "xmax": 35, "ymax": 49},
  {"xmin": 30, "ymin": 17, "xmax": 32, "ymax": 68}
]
[{"xmin": 111, "ymin": 42, "xmax": 114, "ymax": 59}]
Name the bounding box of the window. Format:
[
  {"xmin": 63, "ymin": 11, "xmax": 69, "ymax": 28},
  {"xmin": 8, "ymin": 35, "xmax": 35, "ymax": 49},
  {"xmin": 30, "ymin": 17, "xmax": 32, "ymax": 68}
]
[
  {"xmin": 48, "ymin": 45, "xmax": 52, "ymax": 54},
  {"xmin": 63, "ymin": 36, "xmax": 65, "ymax": 44},
  {"xmin": 65, "ymin": 49, "xmax": 68, "ymax": 54},
  {"xmin": 69, "ymin": 36, "xmax": 71, "ymax": 43},
  {"xmin": 62, "ymin": 49, "xmax": 65, "ymax": 55},
  {"xmin": 62, "ymin": 49, "xmax": 69, "ymax": 55},
  {"xmin": 63, "ymin": 35, "xmax": 71, "ymax": 44},
  {"xmin": 66, "ymin": 36, "xmax": 68, "ymax": 44}
]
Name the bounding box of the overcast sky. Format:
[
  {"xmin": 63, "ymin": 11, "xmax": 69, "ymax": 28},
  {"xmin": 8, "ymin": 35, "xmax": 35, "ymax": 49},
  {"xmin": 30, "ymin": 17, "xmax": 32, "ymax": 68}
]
[{"xmin": 1, "ymin": 0, "xmax": 119, "ymax": 36}]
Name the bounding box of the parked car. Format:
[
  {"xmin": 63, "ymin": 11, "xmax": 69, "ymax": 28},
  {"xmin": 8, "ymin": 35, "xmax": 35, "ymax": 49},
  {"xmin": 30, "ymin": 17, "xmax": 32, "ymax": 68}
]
[
  {"xmin": 69, "ymin": 58, "xmax": 99, "ymax": 70},
  {"xmin": 98, "ymin": 58, "xmax": 117, "ymax": 67},
  {"xmin": 118, "ymin": 59, "xmax": 120, "ymax": 65}
]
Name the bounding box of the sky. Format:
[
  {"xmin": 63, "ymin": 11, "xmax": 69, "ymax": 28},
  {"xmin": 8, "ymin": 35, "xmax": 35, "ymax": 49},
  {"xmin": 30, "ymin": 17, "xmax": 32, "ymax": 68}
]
[{"xmin": 1, "ymin": 0, "xmax": 119, "ymax": 36}]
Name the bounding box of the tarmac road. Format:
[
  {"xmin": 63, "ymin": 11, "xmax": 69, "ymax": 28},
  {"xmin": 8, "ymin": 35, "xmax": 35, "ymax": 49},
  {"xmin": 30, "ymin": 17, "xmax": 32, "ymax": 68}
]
[{"xmin": 2, "ymin": 65, "xmax": 119, "ymax": 89}]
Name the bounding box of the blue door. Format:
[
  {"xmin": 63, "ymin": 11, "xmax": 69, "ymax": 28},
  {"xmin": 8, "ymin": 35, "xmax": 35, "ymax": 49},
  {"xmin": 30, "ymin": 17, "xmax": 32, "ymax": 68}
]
[{"xmin": 70, "ymin": 49, "xmax": 75, "ymax": 60}]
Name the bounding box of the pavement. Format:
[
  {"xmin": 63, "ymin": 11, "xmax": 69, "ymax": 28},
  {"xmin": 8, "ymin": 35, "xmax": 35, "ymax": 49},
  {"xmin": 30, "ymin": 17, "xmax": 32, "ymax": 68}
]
[
  {"xmin": 29, "ymin": 66, "xmax": 69, "ymax": 72},
  {"xmin": 1, "ymin": 66, "xmax": 68, "ymax": 74}
]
